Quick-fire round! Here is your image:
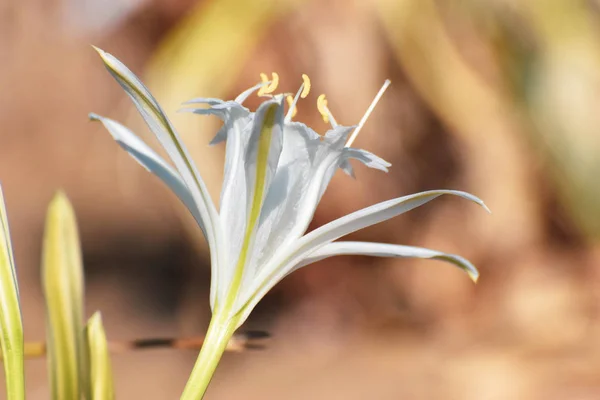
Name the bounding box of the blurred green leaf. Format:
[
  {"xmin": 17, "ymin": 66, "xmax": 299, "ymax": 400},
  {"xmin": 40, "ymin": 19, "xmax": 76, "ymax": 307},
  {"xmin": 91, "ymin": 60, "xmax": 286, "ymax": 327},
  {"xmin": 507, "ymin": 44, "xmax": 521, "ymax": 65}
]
[
  {"xmin": 86, "ymin": 312, "xmax": 114, "ymax": 400},
  {"xmin": 42, "ymin": 192, "xmax": 89, "ymax": 400},
  {"xmin": 0, "ymin": 186, "xmax": 25, "ymax": 400},
  {"xmin": 521, "ymin": 0, "xmax": 600, "ymax": 238}
]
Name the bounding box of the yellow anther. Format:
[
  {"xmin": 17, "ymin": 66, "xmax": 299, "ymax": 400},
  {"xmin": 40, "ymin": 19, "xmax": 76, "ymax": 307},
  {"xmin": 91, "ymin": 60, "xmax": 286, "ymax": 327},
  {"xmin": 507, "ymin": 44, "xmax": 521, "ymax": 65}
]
[
  {"xmin": 317, "ymin": 94, "xmax": 330, "ymax": 124},
  {"xmin": 301, "ymin": 74, "xmax": 311, "ymax": 98},
  {"xmin": 257, "ymin": 72, "xmax": 279, "ymax": 96},
  {"xmin": 257, "ymin": 73, "xmax": 269, "ymax": 96},
  {"xmin": 265, "ymin": 72, "xmax": 279, "ymax": 93},
  {"xmin": 286, "ymin": 95, "xmax": 297, "ymax": 118}
]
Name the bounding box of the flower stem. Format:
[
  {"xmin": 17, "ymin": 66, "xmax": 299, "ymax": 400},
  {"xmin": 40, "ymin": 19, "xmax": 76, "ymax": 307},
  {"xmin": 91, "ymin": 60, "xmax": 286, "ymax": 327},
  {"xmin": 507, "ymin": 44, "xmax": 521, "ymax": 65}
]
[{"xmin": 180, "ymin": 311, "xmax": 239, "ymax": 400}]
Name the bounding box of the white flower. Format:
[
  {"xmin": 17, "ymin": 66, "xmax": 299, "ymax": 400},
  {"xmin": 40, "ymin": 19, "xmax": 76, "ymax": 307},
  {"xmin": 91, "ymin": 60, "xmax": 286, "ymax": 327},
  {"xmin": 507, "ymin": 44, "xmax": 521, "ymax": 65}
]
[
  {"xmin": 90, "ymin": 47, "xmax": 489, "ymax": 398},
  {"xmin": 90, "ymin": 47, "xmax": 490, "ymax": 324}
]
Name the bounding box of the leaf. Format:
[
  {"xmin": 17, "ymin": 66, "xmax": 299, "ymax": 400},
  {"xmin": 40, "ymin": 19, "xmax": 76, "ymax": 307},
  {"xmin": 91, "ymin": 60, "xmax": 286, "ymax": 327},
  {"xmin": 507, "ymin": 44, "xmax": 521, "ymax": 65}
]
[
  {"xmin": 86, "ymin": 312, "xmax": 114, "ymax": 400},
  {"xmin": 42, "ymin": 192, "xmax": 89, "ymax": 400},
  {"xmin": 0, "ymin": 186, "xmax": 25, "ymax": 400}
]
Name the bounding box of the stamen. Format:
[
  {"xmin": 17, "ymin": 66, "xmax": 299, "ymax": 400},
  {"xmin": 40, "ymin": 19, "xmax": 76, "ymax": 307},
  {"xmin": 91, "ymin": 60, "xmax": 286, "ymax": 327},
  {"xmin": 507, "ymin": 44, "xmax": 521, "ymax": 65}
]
[
  {"xmin": 286, "ymin": 95, "xmax": 297, "ymax": 118},
  {"xmin": 301, "ymin": 74, "xmax": 311, "ymax": 98},
  {"xmin": 257, "ymin": 72, "xmax": 280, "ymax": 96},
  {"xmin": 345, "ymin": 79, "xmax": 391, "ymax": 147},
  {"xmin": 317, "ymin": 94, "xmax": 330, "ymax": 124}
]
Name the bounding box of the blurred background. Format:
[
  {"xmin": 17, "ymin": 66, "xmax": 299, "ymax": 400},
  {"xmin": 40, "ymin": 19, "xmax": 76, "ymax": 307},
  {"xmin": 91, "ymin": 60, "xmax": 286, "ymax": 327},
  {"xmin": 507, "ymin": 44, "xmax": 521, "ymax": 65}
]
[{"xmin": 1, "ymin": 0, "xmax": 600, "ymax": 398}]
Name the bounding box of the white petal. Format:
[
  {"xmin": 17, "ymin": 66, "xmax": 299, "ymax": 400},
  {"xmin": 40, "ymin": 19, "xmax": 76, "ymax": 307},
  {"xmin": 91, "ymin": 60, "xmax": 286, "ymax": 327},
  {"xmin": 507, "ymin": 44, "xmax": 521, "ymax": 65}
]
[
  {"xmin": 296, "ymin": 241, "xmax": 479, "ymax": 282},
  {"xmin": 182, "ymin": 97, "xmax": 224, "ymax": 106},
  {"xmin": 244, "ymin": 123, "xmax": 340, "ymax": 276},
  {"xmin": 93, "ymin": 47, "xmax": 222, "ymax": 307},
  {"xmin": 244, "ymin": 124, "xmax": 385, "ymax": 280},
  {"xmin": 242, "ymin": 190, "xmax": 488, "ymax": 313},
  {"xmin": 324, "ymin": 125, "xmax": 354, "ymax": 148},
  {"xmin": 89, "ymin": 114, "xmax": 207, "ymax": 236},
  {"xmin": 296, "ymin": 190, "xmax": 488, "ymax": 256},
  {"xmin": 343, "ymin": 148, "xmax": 391, "ymax": 172},
  {"xmin": 218, "ymin": 98, "xmax": 285, "ymax": 300},
  {"xmin": 180, "ymin": 102, "xmax": 252, "ymax": 145}
]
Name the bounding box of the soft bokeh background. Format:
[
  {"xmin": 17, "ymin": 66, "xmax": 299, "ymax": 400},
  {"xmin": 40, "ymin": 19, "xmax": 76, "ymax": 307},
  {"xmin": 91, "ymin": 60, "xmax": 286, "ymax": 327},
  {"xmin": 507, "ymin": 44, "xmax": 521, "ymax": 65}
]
[{"xmin": 2, "ymin": 0, "xmax": 600, "ymax": 398}]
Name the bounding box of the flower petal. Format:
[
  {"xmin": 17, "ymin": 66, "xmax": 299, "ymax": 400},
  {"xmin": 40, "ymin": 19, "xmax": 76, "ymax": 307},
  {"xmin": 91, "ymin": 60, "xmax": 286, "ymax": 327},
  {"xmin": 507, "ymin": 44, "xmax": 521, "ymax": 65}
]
[
  {"xmin": 241, "ymin": 190, "xmax": 488, "ymax": 314},
  {"xmin": 182, "ymin": 97, "xmax": 224, "ymax": 106},
  {"xmin": 343, "ymin": 148, "xmax": 391, "ymax": 173},
  {"xmin": 243, "ymin": 123, "xmax": 342, "ymax": 274},
  {"xmin": 296, "ymin": 190, "xmax": 489, "ymax": 256},
  {"xmin": 93, "ymin": 47, "xmax": 221, "ymax": 306},
  {"xmin": 243, "ymin": 124, "xmax": 393, "ymax": 285},
  {"xmin": 296, "ymin": 241, "xmax": 479, "ymax": 282},
  {"xmin": 180, "ymin": 101, "xmax": 251, "ymax": 145},
  {"xmin": 218, "ymin": 98, "xmax": 285, "ymax": 300},
  {"xmin": 89, "ymin": 114, "xmax": 207, "ymax": 237}
]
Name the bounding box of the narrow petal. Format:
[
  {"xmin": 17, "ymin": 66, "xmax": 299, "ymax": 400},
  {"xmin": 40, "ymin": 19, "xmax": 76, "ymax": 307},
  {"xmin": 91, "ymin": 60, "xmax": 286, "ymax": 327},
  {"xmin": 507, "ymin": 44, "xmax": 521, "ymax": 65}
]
[
  {"xmin": 182, "ymin": 97, "xmax": 224, "ymax": 106},
  {"xmin": 180, "ymin": 101, "xmax": 252, "ymax": 145},
  {"xmin": 93, "ymin": 47, "xmax": 218, "ymax": 244},
  {"xmin": 93, "ymin": 47, "xmax": 222, "ymax": 306},
  {"xmin": 296, "ymin": 241, "xmax": 479, "ymax": 282},
  {"xmin": 296, "ymin": 190, "xmax": 489, "ymax": 257},
  {"xmin": 241, "ymin": 190, "xmax": 488, "ymax": 314},
  {"xmin": 343, "ymin": 148, "xmax": 391, "ymax": 172},
  {"xmin": 89, "ymin": 114, "xmax": 207, "ymax": 237}
]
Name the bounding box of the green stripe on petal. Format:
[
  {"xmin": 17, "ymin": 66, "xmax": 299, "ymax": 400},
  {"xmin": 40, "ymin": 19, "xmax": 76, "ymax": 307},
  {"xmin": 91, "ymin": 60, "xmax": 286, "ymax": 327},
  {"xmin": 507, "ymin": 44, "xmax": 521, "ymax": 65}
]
[
  {"xmin": 0, "ymin": 186, "xmax": 25, "ymax": 400},
  {"xmin": 42, "ymin": 193, "xmax": 89, "ymax": 400},
  {"xmin": 92, "ymin": 46, "xmax": 221, "ymax": 308},
  {"xmin": 221, "ymin": 99, "xmax": 284, "ymax": 313}
]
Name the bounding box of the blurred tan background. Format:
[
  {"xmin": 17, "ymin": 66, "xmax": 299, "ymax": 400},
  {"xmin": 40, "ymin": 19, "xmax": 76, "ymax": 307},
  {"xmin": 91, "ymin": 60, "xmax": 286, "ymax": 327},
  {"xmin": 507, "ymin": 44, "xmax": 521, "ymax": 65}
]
[{"xmin": 2, "ymin": 0, "xmax": 600, "ymax": 398}]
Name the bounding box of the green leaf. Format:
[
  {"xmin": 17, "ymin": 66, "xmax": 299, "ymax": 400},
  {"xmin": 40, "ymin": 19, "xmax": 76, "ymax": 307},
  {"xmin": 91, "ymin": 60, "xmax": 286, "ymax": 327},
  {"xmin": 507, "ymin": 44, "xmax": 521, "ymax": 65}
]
[
  {"xmin": 0, "ymin": 186, "xmax": 25, "ymax": 399},
  {"xmin": 86, "ymin": 312, "xmax": 114, "ymax": 400},
  {"xmin": 42, "ymin": 192, "xmax": 89, "ymax": 400}
]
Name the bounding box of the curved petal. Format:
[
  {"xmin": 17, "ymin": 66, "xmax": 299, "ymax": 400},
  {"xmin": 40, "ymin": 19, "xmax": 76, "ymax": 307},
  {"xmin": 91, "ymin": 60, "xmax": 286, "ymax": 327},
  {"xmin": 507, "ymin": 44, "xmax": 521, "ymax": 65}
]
[
  {"xmin": 93, "ymin": 47, "xmax": 222, "ymax": 306},
  {"xmin": 296, "ymin": 241, "xmax": 479, "ymax": 282},
  {"xmin": 242, "ymin": 190, "xmax": 488, "ymax": 313},
  {"xmin": 295, "ymin": 190, "xmax": 489, "ymax": 258},
  {"xmin": 179, "ymin": 101, "xmax": 251, "ymax": 145},
  {"xmin": 89, "ymin": 114, "xmax": 206, "ymax": 237},
  {"xmin": 343, "ymin": 148, "xmax": 391, "ymax": 172}
]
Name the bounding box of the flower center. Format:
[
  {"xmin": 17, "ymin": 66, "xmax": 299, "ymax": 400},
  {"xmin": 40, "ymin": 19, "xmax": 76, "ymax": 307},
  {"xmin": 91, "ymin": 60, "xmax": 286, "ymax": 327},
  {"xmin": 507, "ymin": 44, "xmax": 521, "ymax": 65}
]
[{"xmin": 254, "ymin": 73, "xmax": 391, "ymax": 147}]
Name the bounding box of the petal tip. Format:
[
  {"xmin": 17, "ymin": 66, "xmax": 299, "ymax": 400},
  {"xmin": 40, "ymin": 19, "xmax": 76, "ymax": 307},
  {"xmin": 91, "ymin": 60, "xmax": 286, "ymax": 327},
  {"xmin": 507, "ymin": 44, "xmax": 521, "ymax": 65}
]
[
  {"xmin": 482, "ymin": 202, "xmax": 492, "ymax": 214},
  {"xmin": 469, "ymin": 270, "xmax": 480, "ymax": 283},
  {"xmin": 90, "ymin": 44, "xmax": 103, "ymax": 54}
]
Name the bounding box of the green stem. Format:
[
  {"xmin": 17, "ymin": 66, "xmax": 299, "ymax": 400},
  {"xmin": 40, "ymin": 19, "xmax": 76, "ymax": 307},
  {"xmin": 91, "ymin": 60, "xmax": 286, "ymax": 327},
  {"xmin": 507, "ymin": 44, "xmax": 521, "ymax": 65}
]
[{"xmin": 180, "ymin": 311, "xmax": 239, "ymax": 400}]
